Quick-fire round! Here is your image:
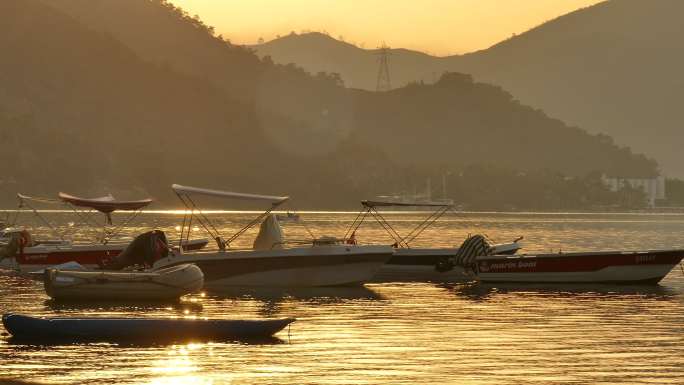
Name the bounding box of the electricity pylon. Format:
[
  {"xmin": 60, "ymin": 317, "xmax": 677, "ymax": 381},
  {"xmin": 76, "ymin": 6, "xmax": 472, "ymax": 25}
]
[{"xmin": 376, "ymin": 43, "xmax": 392, "ymax": 92}]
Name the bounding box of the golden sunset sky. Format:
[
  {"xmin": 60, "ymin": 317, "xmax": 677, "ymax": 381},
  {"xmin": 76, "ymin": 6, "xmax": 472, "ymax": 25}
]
[{"xmin": 170, "ymin": 0, "xmax": 603, "ymax": 55}]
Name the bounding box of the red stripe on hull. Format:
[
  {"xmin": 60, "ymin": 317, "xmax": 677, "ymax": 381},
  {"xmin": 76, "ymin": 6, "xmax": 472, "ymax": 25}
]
[
  {"xmin": 16, "ymin": 250, "xmax": 121, "ymax": 266},
  {"xmin": 13, "ymin": 240, "xmax": 208, "ymax": 267},
  {"xmin": 477, "ymin": 250, "xmax": 684, "ymax": 274}
]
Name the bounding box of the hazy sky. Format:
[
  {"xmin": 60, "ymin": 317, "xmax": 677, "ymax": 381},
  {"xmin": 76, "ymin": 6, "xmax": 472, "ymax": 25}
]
[{"xmin": 171, "ymin": 0, "xmax": 603, "ymax": 55}]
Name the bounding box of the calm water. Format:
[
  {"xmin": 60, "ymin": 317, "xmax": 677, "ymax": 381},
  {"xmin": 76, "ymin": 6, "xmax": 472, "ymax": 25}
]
[{"xmin": 1, "ymin": 211, "xmax": 684, "ymax": 384}]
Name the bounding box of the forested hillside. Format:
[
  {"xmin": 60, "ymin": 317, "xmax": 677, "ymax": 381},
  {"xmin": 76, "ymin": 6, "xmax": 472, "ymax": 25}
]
[
  {"xmin": 0, "ymin": 0, "xmax": 661, "ymax": 209},
  {"xmin": 253, "ymin": 0, "xmax": 684, "ymax": 177}
]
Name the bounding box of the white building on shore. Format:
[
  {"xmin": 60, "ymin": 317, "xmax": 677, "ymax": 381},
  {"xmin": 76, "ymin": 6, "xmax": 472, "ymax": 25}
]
[{"xmin": 602, "ymin": 175, "xmax": 666, "ymax": 208}]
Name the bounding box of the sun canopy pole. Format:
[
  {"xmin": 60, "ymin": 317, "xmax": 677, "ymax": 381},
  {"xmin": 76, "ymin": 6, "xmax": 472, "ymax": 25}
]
[
  {"xmin": 12, "ymin": 192, "xmax": 153, "ymax": 244},
  {"xmin": 15, "ymin": 194, "xmax": 65, "ymax": 241},
  {"xmin": 172, "ymin": 184, "xmax": 289, "ymax": 250},
  {"xmin": 175, "ymin": 192, "xmax": 225, "ymax": 250},
  {"xmin": 402, "ymin": 205, "xmax": 450, "ymax": 245},
  {"xmin": 344, "ymin": 208, "xmax": 369, "ymax": 241},
  {"xmin": 225, "ymin": 202, "xmax": 284, "ymax": 246},
  {"xmin": 101, "ymin": 209, "xmax": 145, "ymax": 244},
  {"xmin": 347, "ymin": 200, "xmax": 454, "ymax": 248},
  {"xmin": 58, "ymin": 193, "xmax": 153, "ymax": 244},
  {"xmin": 369, "ymin": 206, "xmax": 410, "ymax": 248}
]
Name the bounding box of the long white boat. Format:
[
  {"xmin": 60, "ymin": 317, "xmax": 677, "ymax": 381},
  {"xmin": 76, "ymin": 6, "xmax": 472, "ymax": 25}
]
[
  {"xmin": 151, "ymin": 185, "xmax": 393, "ymax": 288},
  {"xmin": 450, "ymin": 235, "xmax": 684, "ymax": 285},
  {"xmin": 475, "ymin": 249, "xmax": 684, "ymax": 284},
  {"xmin": 346, "ymin": 200, "xmax": 522, "ymax": 283}
]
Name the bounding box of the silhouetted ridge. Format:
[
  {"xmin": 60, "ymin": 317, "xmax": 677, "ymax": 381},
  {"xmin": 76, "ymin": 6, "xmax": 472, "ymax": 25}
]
[
  {"xmin": 253, "ymin": 1, "xmax": 684, "ymax": 177},
  {"xmin": 0, "ymin": 0, "xmax": 661, "ymax": 210}
]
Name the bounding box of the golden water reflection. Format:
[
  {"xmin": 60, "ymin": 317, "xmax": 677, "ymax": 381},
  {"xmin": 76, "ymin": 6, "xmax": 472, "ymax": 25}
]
[{"xmin": 0, "ymin": 212, "xmax": 683, "ymax": 384}]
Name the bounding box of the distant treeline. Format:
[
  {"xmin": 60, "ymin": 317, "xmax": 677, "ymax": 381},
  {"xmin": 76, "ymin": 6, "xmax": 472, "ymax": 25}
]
[{"xmin": 0, "ymin": 0, "xmax": 662, "ymax": 210}]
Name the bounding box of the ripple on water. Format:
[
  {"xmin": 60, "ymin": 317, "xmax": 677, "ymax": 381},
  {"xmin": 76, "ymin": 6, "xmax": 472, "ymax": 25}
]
[{"xmin": 0, "ymin": 212, "xmax": 683, "ymax": 384}]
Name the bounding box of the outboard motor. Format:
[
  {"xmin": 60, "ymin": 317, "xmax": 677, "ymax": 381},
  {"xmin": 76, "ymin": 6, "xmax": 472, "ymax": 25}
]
[
  {"xmin": 102, "ymin": 230, "xmax": 169, "ymax": 270},
  {"xmin": 0, "ymin": 229, "xmax": 32, "ymax": 262},
  {"xmin": 0, "ymin": 233, "xmax": 20, "ymax": 262},
  {"xmin": 436, "ymin": 234, "xmax": 494, "ymax": 272}
]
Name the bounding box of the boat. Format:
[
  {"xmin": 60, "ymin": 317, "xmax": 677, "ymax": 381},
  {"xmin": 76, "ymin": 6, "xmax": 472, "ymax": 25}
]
[
  {"xmin": 453, "ymin": 235, "xmax": 684, "ymax": 285},
  {"xmin": 0, "ymin": 192, "xmax": 208, "ymax": 272},
  {"xmin": 375, "ymin": 177, "xmax": 455, "ymax": 209},
  {"xmin": 476, "ymin": 250, "xmax": 684, "ymax": 284},
  {"xmin": 345, "ymin": 200, "xmax": 522, "ymax": 283},
  {"xmin": 150, "ymin": 184, "xmax": 393, "ymax": 288},
  {"xmin": 2, "ymin": 313, "xmax": 295, "ymax": 342},
  {"xmin": 43, "ymin": 263, "xmax": 204, "ymax": 300},
  {"xmin": 276, "ymin": 211, "xmax": 301, "ymax": 222}
]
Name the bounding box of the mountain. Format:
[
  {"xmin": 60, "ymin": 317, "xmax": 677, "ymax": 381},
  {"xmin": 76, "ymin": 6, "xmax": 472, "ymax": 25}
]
[
  {"xmin": 255, "ymin": 32, "xmax": 446, "ymax": 90},
  {"xmin": 0, "ymin": 0, "xmax": 660, "ymax": 210},
  {"xmin": 45, "ymin": 0, "xmax": 655, "ymax": 173},
  {"xmin": 252, "ymin": 0, "xmax": 684, "ymax": 177},
  {"xmin": 0, "ymin": 0, "xmax": 302, "ymax": 202}
]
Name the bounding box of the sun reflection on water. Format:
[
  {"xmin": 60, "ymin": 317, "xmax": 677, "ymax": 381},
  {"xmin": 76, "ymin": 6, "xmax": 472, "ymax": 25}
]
[{"xmin": 0, "ymin": 212, "xmax": 683, "ymax": 384}]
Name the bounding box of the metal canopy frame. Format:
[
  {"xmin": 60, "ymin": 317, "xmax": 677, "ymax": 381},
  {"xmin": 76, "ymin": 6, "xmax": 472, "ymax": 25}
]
[
  {"xmin": 12, "ymin": 194, "xmax": 65, "ymax": 240},
  {"xmin": 344, "ymin": 200, "xmax": 453, "ymax": 248},
  {"xmin": 11, "ymin": 193, "xmax": 149, "ymax": 244},
  {"xmin": 174, "ymin": 186, "xmax": 288, "ymax": 251}
]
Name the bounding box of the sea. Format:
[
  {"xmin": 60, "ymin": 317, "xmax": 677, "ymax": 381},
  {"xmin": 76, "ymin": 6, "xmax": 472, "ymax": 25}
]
[{"xmin": 1, "ymin": 211, "xmax": 683, "ymax": 385}]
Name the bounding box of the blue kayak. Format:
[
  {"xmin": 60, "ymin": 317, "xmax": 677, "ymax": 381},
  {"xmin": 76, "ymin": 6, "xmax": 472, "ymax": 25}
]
[{"xmin": 2, "ymin": 313, "xmax": 295, "ymax": 342}]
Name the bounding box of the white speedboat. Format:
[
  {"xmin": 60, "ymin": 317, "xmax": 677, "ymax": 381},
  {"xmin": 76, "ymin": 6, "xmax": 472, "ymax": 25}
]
[
  {"xmin": 153, "ymin": 243, "xmax": 391, "ymax": 288},
  {"xmin": 152, "ymin": 185, "xmax": 393, "ymax": 288},
  {"xmin": 346, "ymin": 200, "xmax": 522, "ymax": 283}
]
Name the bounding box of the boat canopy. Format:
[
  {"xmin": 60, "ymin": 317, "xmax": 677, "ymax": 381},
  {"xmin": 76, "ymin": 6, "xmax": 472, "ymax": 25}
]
[
  {"xmin": 58, "ymin": 192, "xmax": 153, "ymax": 213},
  {"xmin": 362, "ymin": 200, "xmax": 453, "ymax": 208},
  {"xmin": 172, "ymin": 184, "xmax": 290, "ymax": 250},
  {"xmin": 17, "ymin": 193, "xmax": 60, "ymax": 205},
  {"xmin": 172, "ymin": 184, "xmax": 289, "ymax": 204},
  {"xmin": 346, "ymin": 199, "xmax": 454, "ymax": 248},
  {"xmin": 10, "ymin": 192, "xmax": 153, "ymax": 242}
]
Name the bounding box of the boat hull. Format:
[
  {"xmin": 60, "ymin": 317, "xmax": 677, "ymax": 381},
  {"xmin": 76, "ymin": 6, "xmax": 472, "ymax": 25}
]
[
  {"xmin": 476, "ymin": 249, "xmax": 684, "ymax": 284},
  {"xmin": 44, "ymin": 264, "xmax": 204, "ymax": 300},
  {"xmin": 2, "ymin": 313, "xmax": 294, "ymax": 342},
  {"xmin": 0, "ymin": 238, "xmax": 209, "ymax": 273},
  {"xmin": 371, "ymin": 242, "xmax": 521, "ymax": 283},
  {"xmin": 153, "ymin": 245, "xmax": 393, "ymax": 288}
]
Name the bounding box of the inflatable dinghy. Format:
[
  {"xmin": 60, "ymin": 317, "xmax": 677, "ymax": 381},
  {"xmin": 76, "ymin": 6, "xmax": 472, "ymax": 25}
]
[
  {"xmin": 43, "ymin": 231, "xmax": 203, "ymax": 300},
  {"xmin": 44, "ymin": 263, "xmax": 204, "ymax": 300}
]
